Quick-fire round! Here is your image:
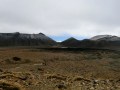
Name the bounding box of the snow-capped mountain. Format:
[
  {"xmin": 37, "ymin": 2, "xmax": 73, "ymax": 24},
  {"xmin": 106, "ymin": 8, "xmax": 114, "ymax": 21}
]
[
  {"xmin": 0, "ymin": 32, "xmax": 53, "ymax": 40},
  {"xmin": 61, "ymin": 35, "xmax": 120, "ymax": 50},
  {"xmin": 0, "ymin": 32, "xmax": 56, "ymax": 46},
  {"xmin": 90, "ymin": 35, "xmax": 120, "ymax": 41}
]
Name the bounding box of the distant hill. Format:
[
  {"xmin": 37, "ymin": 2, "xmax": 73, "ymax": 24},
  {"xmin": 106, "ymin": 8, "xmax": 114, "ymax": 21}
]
[
  {"xmin": 0, "ymin": 32, "xmax": 56, "ymax": 46},
  {"xmin": 90, "ymin": 35, "xmax": 120, "ymax": 41},
  {"xmin": 61, "ymin": 37, "xmax": 80, "ymax": 47},
  {"xmin": 61, "ymin": 35, "xmax": 120, "ymax": 50}
]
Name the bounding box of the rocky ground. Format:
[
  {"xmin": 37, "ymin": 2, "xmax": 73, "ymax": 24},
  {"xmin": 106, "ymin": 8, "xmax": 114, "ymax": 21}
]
[{"xmin": 0, "ymin": 48, "xmax": 119, "ymax": 90}]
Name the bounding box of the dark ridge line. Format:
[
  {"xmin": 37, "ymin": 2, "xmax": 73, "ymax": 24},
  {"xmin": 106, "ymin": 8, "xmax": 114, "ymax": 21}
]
[{"xmin": 36, "ymin": 47, "xmax": 120, "ymax": 53}]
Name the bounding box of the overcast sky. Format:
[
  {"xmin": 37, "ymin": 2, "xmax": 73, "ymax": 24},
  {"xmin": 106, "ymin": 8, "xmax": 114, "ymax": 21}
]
[{"xmin": 0, "ymin": 0, "xmax": 120, "ymax": 41}]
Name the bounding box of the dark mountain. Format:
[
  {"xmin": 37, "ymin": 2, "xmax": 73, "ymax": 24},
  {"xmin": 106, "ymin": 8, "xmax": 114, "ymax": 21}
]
[
  {"xmin": 0, "ymin": 33, "xmax": 120, "ymax": 50},
  {"xmin": 61, "ymin": 35, "xmax": 120, "ymax": 50},
  {"xmin": 0, "ymin": 32, "xmax": 56, "ymax": 46},
  {"xmin": 61, "ymin": 37, "xmax": 80, "ymax": 47}
]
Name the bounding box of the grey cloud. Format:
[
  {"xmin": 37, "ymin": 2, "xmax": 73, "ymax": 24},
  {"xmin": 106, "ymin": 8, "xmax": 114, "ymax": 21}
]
[{"xmin": 0, "ymin": 0, "xmax": 120, "ymax": 37}]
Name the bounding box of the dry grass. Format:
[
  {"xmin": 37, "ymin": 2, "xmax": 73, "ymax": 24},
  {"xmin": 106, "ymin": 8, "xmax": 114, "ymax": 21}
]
[
  {"xmin": 46, "ymin": 74, "xmax": 67, "ymax": 81},
  {"xmin": 0, "ymin": 48, "xmax": 119, "ymax": 90},
  {"xmin": 0, "ymin": 80, "xmax": 24, "ymax": 90}
]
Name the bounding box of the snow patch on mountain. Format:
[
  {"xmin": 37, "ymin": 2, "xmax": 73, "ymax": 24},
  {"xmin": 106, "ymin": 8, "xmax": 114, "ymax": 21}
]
[{"xmin": 90, "ymin": 35, "xmax": 120, "ymax": 41}]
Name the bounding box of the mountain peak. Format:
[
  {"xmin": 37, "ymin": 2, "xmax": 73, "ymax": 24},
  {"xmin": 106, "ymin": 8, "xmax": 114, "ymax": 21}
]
[
  {"xmin": 61, "ymin": 37, "xmax": 79, "ymax": 47},
  {"xmin": 91, "ymin": 35, "xmax": 112, "ymax": 40},
  {"xmin": 66, "ymin": 37, "xmax": 78, "ymax": 41},
  {"xmin": 90, "ymin": 35, "xmax": 120, "ymax": 41},
  {"xmin": 39, "ymin": 33, "xmax": 45, "ymax": 36}
]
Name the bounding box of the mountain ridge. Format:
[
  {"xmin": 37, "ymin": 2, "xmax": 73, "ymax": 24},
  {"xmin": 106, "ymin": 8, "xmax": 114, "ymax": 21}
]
[
  {"xmin": 90, "ymin": 35, "xmax": 120, "ymax": 41},
  {"xmin": 0, "ymin": 33, "xmax": 120, "ymax": 50},
  {"xmin": 0, "ymin": 32, "xmax": 56, "ymax": 46},
  {"xmin": 61, "ymin": 35, "xmax": 120, "ymax": 50}
]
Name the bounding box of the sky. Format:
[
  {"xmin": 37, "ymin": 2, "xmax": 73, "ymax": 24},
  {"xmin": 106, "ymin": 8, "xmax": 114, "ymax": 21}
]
[{"xmin": 0, "ymin": 0, "xmax": 120, "ymax": 41}]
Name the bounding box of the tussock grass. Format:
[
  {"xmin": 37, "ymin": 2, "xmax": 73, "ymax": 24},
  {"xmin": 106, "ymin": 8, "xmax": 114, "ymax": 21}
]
[{"xmin": 4, "ymin": 57, "xmax": 30, "ymax": 64}]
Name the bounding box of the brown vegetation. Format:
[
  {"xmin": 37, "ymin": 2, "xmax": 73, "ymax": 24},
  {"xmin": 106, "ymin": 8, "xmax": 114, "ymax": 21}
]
[
  {"xmin": 0, "ymin": 80, "xmax": 24, "ymax": 90},
  {"xmin": 0, "ymin": 48, "xmax": 119, "ymax": 90}
]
